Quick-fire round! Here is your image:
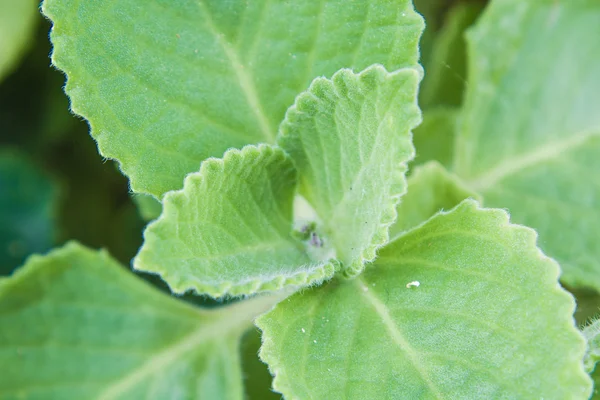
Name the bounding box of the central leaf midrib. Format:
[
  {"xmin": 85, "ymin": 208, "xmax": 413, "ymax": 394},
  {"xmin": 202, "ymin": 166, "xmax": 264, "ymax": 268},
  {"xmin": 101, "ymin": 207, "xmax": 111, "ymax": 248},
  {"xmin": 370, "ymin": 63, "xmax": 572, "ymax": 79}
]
[
  {"xmin": 196, "ymin": 1, "xmax": 275, "ymax": 143},
  {"xmin": 97, "ymin": 294, "xmax": 279, "ymax": 399},
  {"xmin": 355, "ymin": 278, "xmax": 444, "ymax": 399},
  {"xmin": 466, "ymin": 129, "xmax": 600, "ymax": 192}
]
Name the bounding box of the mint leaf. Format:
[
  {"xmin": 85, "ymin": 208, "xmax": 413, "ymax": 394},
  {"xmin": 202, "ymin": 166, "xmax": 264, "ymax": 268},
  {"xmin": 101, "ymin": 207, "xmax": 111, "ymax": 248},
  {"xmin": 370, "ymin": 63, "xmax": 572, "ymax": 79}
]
[
  {"xmin": 278, "ymin": 65, "xmax": 421, "ymax": 277},
  {"xmin": 134, "ymin": 145, "xmax": 336, "ymax": 298},
  {"xmin": 0, "ymin": 242, "xmax": 279, "ymax": 399},
  {"xmin": 412, "ymin": 107, "xmax": 457, "ymax": 168},
  {"xmin": 0, "ymin": 0, "xmax": 38, "ymax": 81},
  {"xmin": 389, "ymin": 161, "xmax": 479, "ymax": 239},
  {"xmin": 42, "ymin": 0, "xmax": 423, "ymax": 197},
  {"xmin": 455, "ymin": 0, "xmax": 600, "ymax": 291},
  {"xmin": 257, "ymin": 200, "xmax": 591, "ymax": 399},
  {"xmin": 0, "ymin": 151, "xmax": 58, "ymax": 275}
]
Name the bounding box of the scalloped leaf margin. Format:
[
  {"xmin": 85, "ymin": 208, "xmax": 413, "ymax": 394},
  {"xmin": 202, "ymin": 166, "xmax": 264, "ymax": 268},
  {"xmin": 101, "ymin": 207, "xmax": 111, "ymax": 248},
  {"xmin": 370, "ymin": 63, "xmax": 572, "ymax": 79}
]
[
  {"xmin": 278, "ymin": 65, "xmax": 422, "ymax": 278},
  {"xmin": 134, "ymin": 144, "xmax": 337, "ymax": 298}
]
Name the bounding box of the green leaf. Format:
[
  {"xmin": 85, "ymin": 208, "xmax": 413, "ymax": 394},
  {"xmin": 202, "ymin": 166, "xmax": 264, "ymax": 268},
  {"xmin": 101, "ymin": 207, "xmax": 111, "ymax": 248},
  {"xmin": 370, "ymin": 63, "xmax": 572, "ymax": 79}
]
[
  {"xmin": 278, "ymin": 65, "xmax": 421, "ymax": 277},
  {"xmin": 455, "ymin": 0, "xmax": 600, "ymax": 291},
  {"xmin": 0, "ymin": 151, "xmax": 58, "ymax": 275},
  {"xmin": 390, "ymin": 161, "xmax": 480, "ymax": 239},
  {"xmin": 257, "ymin": 200, "xmax": 591, "ymax": 399},
  {"xmin": 419, "ymin": 2, "xmax": 484, "ymax": 108},
  {"xmin": 0, "ymin": 242, "xmax": 280, "ymax": 399},
  {"xmin": 42, "ymin": 0, "xmax": 423, "ymax": 197},
  {"xmin": 412, "ymin": 107, "xmax": 457, "ymax": 168},
  {"xmin": 0, "ymin": 0, "xmax": 39, "ymax": 81},
  {"xmin": 134, "ymin": 145, "xmax": 336, "ymax": 298}
]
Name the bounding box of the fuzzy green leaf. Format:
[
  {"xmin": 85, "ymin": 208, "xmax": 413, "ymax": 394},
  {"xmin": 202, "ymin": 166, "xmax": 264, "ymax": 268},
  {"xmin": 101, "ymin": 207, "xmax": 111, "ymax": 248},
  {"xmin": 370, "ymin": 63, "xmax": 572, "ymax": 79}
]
[
  {"xmin": 0, "ymin": 151, "xmax": 58, "ymax": 275},
  {"xmin": 134, "ymin": 145, "xmax": 335, "ymax": 298},
  {"xmin": 455, "ymin": 0, "xmax": 600, "ymax": 291},
  {"xmin": 42, "ymin": 0, "xmax": 423, "ymax": 197},
  {"xmin": 0, "ymin": 0, "xmax": 39, "ymax": 81},
  {"xmin": 278, "ymin": 65, "xmax": 421, "ymax": 277},
  {"xmin": 0, "ymin": 242, "xmax": 280, "ymax": 399},
  {"xmin": 390, "ymin": 161, "xmax": 479, "ymax": 239},
  {"xmin": 257, "ymin": 200, "xmax": 591, "ymax": 399}
]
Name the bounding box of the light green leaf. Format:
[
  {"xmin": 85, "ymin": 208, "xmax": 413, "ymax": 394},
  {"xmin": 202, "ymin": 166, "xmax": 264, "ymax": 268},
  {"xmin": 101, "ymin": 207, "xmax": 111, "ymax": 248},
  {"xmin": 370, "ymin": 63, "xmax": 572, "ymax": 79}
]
[
  {"xmin": 132, "ymin": 194, "xmax": 162, "ymax": 222},
  {"xmin": 420, "ymin": 2, "xmax": 484, "ymax": 108},
  {"xmin": 257, "ymin": 200, "xmax": 591, "ymax": 399},
  {"xmin": 0, "ymin": 242, "xmax": 280, "ymax": 399},
  {"xmin": 390, "ymin": 161, "xmax": 480, "ymax": 239},
  {"xmin": 583, "ymin": 320, "xmax": 600, "ymax": 373},
  {"xmin": 0, "ymin": 151, "xmax": 58, "ymax": 275},
  {"xmin": 134, "ymin": 145, "xmax": 336, "ymax": 298},
  {"xmin": 42, "ymin": 0, "xmax": 423, "ymax": 197},
  {"xmin": 412, "ymin": 107, "xmax": 457, "ymax": 168},
  {"xmin": 455, "ymin": 0, "xmax": 600, "ymax": 291},
  {"xmin": 278, "ymin": 65, "xmax": 421, "ymax": 277},
  {"xmin": 0, "ymin": 0, "xmax": 39, "ymax": 81}
]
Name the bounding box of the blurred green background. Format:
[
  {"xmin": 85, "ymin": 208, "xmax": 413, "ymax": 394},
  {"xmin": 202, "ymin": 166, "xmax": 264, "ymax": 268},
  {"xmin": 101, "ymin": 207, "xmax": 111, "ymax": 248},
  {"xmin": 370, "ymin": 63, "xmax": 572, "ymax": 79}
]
[{"xmin": 0, "ymin": 3, "xmax": 146, "ymax": 276}]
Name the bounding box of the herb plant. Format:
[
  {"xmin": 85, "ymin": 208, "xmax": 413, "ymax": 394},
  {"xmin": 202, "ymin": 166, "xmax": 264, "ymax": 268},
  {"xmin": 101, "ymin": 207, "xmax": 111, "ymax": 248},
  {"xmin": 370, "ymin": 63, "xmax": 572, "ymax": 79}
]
[{"xmin": 1, "ymin": 0, "xmax": 600, "ymax": 398}]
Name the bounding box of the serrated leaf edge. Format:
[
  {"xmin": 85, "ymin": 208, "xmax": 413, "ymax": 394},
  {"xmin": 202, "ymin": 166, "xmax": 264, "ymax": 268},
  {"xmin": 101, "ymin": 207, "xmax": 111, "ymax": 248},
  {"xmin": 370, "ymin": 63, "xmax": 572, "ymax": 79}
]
[
  {"xmin": 257, "ymin": 199, "xmax": 591, "ymax": 398},
  {"xmin": 42, "ymin": 3, "xmax": 195, "ymax": 197},
  {"xmin": 133, "ymin": 144, "xmax": 338, "ymax": 299},
  {"xmin": 278, "ymin": 65, "xmax": 422, "ymax": 279},
  {"xmin": 42, "ymin": 4, "xmax": 133, "ymax": 193}
]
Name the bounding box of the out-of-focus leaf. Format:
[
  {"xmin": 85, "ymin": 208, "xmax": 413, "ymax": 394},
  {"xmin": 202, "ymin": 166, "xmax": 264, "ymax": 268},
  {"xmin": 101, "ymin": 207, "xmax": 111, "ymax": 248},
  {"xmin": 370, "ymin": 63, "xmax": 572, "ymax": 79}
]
[
  {"xmin": 0, "ymin": 0, "xmax": 39, "ymax": 81},
  {"xmin": 390, "ymin": 161, "xmax": 480, "ymax": 239},
  {"xmin": 132, "ymin": 194, "xmax": 162, "ymax": 222},
  {"xmin": 241, "ymin": 328, "xmax": 280, "ymax": 400},
  {"xmin": 412, "ymin": 107, "xmax": 457, "ymax": 168},
  {"xmin": 0, "ymin": 151, "xmax": 57, "ymax": 275},
  {"xmin": 420, "ymin": 2, "xmax": 484, "ymax": 108},
  {"xmin": 455, "ymin": 0, "xmax": 600, "ymax": 291}
]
